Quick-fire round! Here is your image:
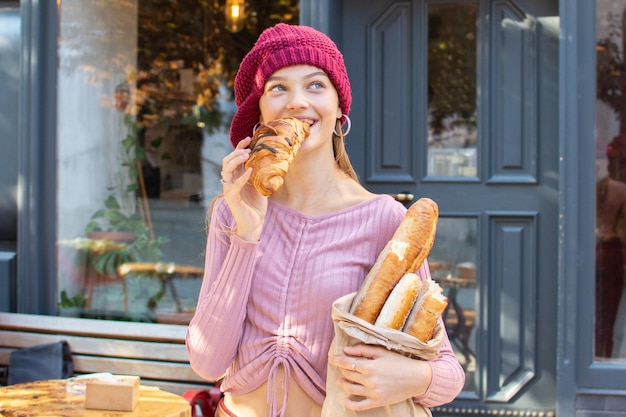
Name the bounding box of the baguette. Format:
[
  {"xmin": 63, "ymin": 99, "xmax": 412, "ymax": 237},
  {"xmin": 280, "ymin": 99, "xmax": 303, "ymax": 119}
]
[
  {"xmin": 244, "ymin": 117, "xmax": 310, "ymax": 196},
  {"xmin": 403, "ymin": 279, "xmax": 448, "ymax": 342},
  {"xmin": 350, "ymin": 198, "xmax": 439, "ymax": 323},
  {"xmin": 374, "ymin": 273, "xmax": 422, "ymax": 330}
]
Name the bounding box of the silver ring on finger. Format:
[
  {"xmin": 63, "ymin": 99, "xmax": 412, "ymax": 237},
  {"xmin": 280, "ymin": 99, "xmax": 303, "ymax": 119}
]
[
  {"xmin": 351, "ymin": 359, "xmax": 358, "ymax": 372},
  {"xmin": 220, "ymin": 178, "xmax": 233, "ymax": 185}
]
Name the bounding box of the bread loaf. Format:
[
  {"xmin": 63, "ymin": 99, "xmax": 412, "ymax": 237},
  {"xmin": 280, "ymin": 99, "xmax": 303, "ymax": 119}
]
[
  {"xmin": 374, "ymin": 273, "xmax": 422, "ymax": 330},
  {"xmin": 350, "ymin": 198, "xmax": 439, "ymax": 323},
  {"xmin": 403, "ymin": 279, "xmax": 448, "ymax": 342}
]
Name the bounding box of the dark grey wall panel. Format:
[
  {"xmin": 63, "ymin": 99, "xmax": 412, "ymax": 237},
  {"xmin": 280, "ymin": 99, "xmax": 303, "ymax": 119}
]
[
  {"xmin": 366, "ymin": 2, "xmax": 415, "ymax": 183},
  {"xmin": 17, "ymin": 0, "xmax": 59, "ymax": 313},
  {"xmin": 489, "ymin": 2, "xmax": 538, "ymax": 183},
  {"xmin": 487, "ymin": 212, "xmax": 538, "ymax": 402}
]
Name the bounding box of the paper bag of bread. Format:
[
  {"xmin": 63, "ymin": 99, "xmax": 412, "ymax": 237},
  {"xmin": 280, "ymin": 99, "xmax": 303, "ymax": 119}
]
[
  {"xmin": 322, "ymin": 198, "xmax": 446, "ymax": 417},
  {"xmin": 322, "ymin": 290, "xmax": 444, "ymax": 417}
]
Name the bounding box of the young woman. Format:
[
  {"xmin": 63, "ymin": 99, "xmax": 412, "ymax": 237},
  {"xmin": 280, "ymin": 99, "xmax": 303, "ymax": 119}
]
[{"xmin": 186, "ymin": 23, "xmax": 465, "ymax": 417}]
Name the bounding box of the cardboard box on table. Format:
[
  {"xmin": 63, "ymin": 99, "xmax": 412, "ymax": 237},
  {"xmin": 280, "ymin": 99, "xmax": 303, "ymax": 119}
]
[{"xmin": 85, "ymin": 375, "xmax": 140, "ymax": 411}]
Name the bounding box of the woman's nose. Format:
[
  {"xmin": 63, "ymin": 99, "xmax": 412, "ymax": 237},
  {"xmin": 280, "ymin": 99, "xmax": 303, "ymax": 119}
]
[{"xmin": 286, "ymin": 88, "xmax": 309, "ymax": 109}]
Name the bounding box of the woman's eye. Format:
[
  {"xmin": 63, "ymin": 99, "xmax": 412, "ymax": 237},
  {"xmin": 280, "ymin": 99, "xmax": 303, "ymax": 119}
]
[
  {"xmin": 268, "ymin": 84, "xmax": 286, "ymax": 92},
  {"xmin": 309, "ymin": 81, "xmax": 324, "ymax": 89}
]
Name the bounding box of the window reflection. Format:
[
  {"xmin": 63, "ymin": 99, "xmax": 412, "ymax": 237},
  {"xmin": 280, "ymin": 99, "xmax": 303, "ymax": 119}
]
[
  {"xmin": 595, "ymin": 0, "xmax": 626, "ymax": 359},
  {"xmin": 429, "ymin": 217, "xmax": 477, "ymax": 391},
  {"xmin": 427, "ymin": 2, "xmax": 477, "ymax": 178},
  {"xmin": 0, "ymin": 7, "xmax": 19, "ymax": 244},
  {"xmin": 56, "ymin": 0, "xmax": 299, "ymax": 323}
]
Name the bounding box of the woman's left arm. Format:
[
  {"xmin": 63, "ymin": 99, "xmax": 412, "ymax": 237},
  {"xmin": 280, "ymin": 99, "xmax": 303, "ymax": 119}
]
[
  {"xmin": 330, "ymin": 328, "xmax": 464, "ymax": 411},
  {"xmin": 412, "ymin": 330, "xmax": 466, "ymax": 408},
  {"xmin": 410, "ymin": 259, "xmax": 466, "ymax": 406},
  {"xmin": 328, "ymin": 260, "xmax": 465, "ymax": 411}
]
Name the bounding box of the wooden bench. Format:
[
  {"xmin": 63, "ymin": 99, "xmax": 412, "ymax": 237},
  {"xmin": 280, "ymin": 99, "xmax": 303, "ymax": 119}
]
[{"xmin": 0, "ymin": 312, "xmax": 215, "ymax": 396}]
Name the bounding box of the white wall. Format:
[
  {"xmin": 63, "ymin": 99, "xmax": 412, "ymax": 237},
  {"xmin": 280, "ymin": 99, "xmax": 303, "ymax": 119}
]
[{"xmin": 57, "ymin": 0, "xmax": 138, "ymax": 241}]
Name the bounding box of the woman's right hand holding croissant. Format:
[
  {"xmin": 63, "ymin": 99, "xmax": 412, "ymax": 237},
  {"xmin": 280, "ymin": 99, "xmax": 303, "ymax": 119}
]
[{"xmin": 220, "ymin": 136, "xmax": 268, "ymax": 242}]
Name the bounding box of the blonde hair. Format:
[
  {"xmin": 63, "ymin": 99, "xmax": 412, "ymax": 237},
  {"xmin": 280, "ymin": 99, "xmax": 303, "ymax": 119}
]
[{"xmin": 333, "ymin": 119, "xmax": 359, "ymax": 182}]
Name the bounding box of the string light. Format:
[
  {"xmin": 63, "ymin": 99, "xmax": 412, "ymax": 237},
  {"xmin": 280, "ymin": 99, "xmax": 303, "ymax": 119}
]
[{"xmin": 225, "ymin": 0, "xmax": 246, "ymax": 33}]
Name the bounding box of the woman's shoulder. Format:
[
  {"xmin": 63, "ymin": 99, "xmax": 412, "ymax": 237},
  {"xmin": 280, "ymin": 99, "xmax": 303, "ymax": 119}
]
[
  {"xmin": 348, "ymin": 193, "xmax": 407, "ymax": 227},
  {"xmin": 337, "ymin": 181, "xmax": 407, "ymax": 216},
  {"xmin": 611, "ymin": 178, "xmax": 626, "ymax": 192},
  {"xmin": 605, "ymin": 179, "xmax": 626, "ymax": 206},
  {"xmin": 367, "ymin": 193, "xmax": 406, "ymax": 213},
  {"xmin": 342, "ymin": 179, "xmax": 405, "ymax": 212}
]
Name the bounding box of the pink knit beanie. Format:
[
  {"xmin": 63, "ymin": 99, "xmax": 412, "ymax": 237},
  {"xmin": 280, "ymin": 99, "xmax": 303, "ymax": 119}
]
[{"xmin": 229, "ymin": 23, "xmax": 352, "ymax": 147}]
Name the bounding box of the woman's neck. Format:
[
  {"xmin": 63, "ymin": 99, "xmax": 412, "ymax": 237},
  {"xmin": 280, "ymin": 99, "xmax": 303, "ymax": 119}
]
[
  {"xmin": 271, "ymin": 166, "xmax": 374, "ymax": 215},
  {"xmin": 272, "ymin": 166, "xmax": 346, "ymax": 213}
]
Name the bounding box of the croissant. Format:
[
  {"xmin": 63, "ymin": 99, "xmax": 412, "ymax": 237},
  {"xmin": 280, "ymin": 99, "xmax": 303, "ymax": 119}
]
[{"xmin": 244, "ymin": 117, "xmax": 310, "ymax": 196}]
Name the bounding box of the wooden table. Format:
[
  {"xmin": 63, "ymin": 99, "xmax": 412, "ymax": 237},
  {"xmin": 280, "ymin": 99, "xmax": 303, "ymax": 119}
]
[{"xmin": 0, "ymin": 380, "xmax": 191, "ymax": 417}]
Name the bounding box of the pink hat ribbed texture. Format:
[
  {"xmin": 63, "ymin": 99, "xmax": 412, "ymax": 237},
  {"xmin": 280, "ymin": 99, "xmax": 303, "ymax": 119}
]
[{"xmin": 229, "ymin": 23, "xmax": 352, "ymax": 147}]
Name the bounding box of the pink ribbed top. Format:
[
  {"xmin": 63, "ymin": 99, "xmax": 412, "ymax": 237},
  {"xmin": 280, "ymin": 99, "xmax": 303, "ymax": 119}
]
[{"xmin": 186, "ymin": 195, "xmax": 465, "ymax": 416}]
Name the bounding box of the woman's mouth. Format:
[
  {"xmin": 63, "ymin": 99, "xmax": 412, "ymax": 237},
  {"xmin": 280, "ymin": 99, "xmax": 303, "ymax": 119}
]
[{"xmin": 299, "ymin": 118, "xmax": 316, "ymax": 128}]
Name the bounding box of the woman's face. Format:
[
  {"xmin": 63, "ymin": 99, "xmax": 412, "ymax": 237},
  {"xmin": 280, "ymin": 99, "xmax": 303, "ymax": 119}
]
[{"xmin": 259, "ymin": 65, "xmax": 342, "ymax": 150}]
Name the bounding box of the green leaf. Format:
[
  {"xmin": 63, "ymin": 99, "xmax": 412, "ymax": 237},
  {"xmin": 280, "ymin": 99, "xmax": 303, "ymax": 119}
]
[
  {"xmin": 59, "ymin": 290, "xmax": 87, "ymax": 308},
  {"xmin": 135, "ymin": 147, "xmax": 146, "ymax": 161},
  {"xmin": 90, "ymin": 209, "xmax": 106, "ymax": 219},
  {"xmin": 151, "ymin": 136, "xmax": 163, "ymax": 148},
  {"xmin": 104, "ymin": 195, "xmax": 121, "ymax": 210},
  {"xmin": 84, "ymin": 220, "xmax": 100, "ymax": 232}
]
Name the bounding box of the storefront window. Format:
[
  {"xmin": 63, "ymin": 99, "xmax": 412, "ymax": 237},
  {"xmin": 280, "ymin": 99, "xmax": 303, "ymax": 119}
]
[
  {"xmin": 55, "ymin": 0, "xmax": 298, "ymax": 323},
  {"xmin": 427, "ymin": 2, "xmax": 477, "ymax": 178},
  {"xmin": 0, "ymin": 5, "xmax": 19, "ymax": 245},
  {"xmin": 595, "ymin": 0, "xmax": 626, "ymax": 359}
]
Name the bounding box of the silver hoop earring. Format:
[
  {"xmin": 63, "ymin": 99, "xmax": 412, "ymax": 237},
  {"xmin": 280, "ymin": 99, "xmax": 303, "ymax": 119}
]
[
  {"xmin": 253, "ymin": 122, "xmax": 262, "ymax": 134},
  {"xmin": 333, "ymin": 114, "xmax": 352, "ymax": 137}
]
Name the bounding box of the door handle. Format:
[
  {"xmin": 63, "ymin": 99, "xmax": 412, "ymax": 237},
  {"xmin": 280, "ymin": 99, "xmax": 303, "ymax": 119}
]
[{"xmin": 390, "ymin": 192, "xmax": 414, "ymax": 202}]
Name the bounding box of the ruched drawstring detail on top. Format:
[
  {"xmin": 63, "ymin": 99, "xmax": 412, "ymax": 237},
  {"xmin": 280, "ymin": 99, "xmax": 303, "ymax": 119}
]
[{"xmin": 267, "ymin": 358, "xmax": 291, "ymax": 417}]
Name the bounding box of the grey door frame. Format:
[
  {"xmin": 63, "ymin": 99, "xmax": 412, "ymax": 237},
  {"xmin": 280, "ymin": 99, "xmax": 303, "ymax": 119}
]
[
  {"xmin": 0, "ymin": 1, "xmax": 20, "ymax": 312},
  {"xmin": 557, "ymin": 2, "xmax": 587, "ymax": 415},
  {"xmin": 16, "ymin": 0, "xmax": 58, "ymax": 314},
  {"xmin": 558, "ymin": 0, "xmax": 626, "ymax": 415}
]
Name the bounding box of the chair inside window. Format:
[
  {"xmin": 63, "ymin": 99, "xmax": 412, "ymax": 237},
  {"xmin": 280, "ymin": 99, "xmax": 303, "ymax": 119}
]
[
  {"xmin": 117, "ymin": 262, "xmax": 204, "ymax": 324},
  {"xmin": 440, "ymin": 262, "xmax": 476, "ymax": 368}
]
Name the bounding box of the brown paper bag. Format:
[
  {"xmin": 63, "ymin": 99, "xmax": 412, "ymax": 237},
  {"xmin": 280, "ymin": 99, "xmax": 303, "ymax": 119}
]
[{"xmin": 322, "ymin": 292, "xmax": 445, "ymax": 417}]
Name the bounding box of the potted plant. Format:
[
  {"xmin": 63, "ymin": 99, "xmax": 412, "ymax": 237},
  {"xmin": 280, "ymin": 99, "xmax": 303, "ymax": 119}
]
[
  {"xmin": 83, "ymin": 115, "xmax": 169, "ymax": 278},
  {"xmin": 84, "ymin": 195, "xmax": 168, "ymax": 277}
]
